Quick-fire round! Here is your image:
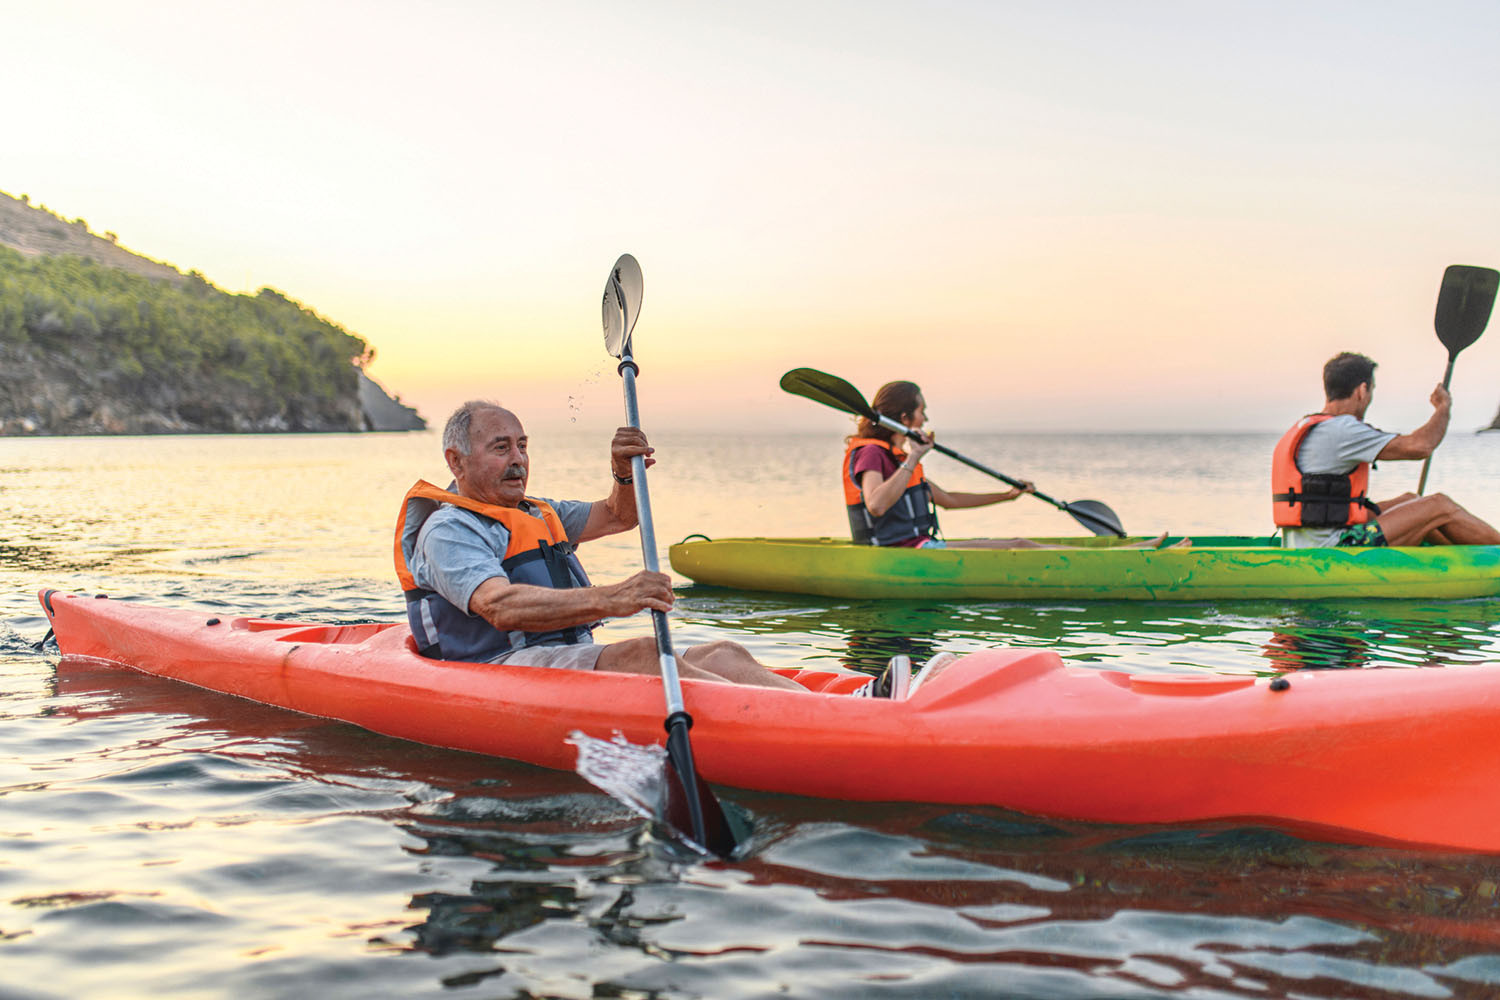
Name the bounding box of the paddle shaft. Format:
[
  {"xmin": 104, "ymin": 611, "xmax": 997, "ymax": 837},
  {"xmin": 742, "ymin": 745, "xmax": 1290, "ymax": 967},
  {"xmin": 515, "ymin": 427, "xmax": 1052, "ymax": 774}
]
[
  {"xmin": 618, "ymin": 354, "xmax": 682, "ymax": 708},
  {"xmin": 872, "ymin": 413, "xmax": 1125, "ymax": 537},
  {"xmin": 1415, "ymin": 354, "xmax": 1458, "ymax": 495},
  {"xmin": 617, "ymin": 351, "xmax": 715, "ymax": 850}
]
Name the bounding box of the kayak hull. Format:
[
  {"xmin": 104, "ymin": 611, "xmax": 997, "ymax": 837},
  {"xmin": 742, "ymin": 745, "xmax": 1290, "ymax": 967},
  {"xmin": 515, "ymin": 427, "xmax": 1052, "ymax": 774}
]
[
  {"xmin": 668, "ymin": 535, "xmax": 1500, "ymax": 600},
  {"xmin": 38, "ymin": 589, "xmax": 1500, "ymax": 853}
]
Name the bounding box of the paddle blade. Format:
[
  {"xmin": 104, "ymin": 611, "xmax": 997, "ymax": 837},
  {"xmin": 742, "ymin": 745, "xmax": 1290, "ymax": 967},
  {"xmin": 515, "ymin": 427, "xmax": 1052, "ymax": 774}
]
[
  {"xmin": 1062, "ymin": 499, "xmax": 1126, "ymax": 538},
  {"xmin": 602, "ymin": 254, "xmax": 644, "ymax": 358},
  {"xmin": 660, "ymin": 719, "xmax": 741, "ymax": 858},
  {"xmin": 1434, "ymin": 265, "xmax": 1499, "ymax": 358},
  {"xmin": 779, "ymin": 368, "xmax": 876, "ymax": 419}
]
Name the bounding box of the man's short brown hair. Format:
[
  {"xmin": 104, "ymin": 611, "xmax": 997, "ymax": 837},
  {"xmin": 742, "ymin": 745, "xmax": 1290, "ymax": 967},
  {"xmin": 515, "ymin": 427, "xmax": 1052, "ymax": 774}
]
[{"xmin": 1323, "ymin": 352, "xmax": 1376, "ymax": 401}]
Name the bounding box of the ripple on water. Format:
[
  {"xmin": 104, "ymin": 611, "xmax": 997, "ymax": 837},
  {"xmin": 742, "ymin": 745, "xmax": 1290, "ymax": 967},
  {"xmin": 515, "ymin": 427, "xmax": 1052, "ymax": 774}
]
[{"xmin": 9, "ymin": 432, "xmax": 1500, "ymax": 997}]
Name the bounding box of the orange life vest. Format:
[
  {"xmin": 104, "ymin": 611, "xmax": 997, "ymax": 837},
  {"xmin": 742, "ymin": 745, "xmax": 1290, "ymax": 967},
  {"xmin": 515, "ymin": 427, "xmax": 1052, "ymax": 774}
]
[
  {"xmin": 841, "ymin": 437, "xmax": 939, "ymax": 545},
  {"xmin": 1270, "ymin": 416, "xmax": 1379, "ymax": 528},
  {"xmin": 394, "ymin": 480, "xmax": 593, "ymax": 660}
]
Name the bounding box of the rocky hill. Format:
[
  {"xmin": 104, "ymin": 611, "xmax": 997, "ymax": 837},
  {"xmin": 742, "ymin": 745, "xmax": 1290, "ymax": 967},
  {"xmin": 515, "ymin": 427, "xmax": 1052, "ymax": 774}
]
[{"xmin": 0, "ymin": 190, "xmax": 424, "ymax": 434}]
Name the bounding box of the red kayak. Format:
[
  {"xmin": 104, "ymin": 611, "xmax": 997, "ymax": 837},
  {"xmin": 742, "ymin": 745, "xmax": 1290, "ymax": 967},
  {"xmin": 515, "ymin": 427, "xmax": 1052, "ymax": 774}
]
[{"xmin": 38, "ymin": 589, "xmax": 1500, "ymax": 854}]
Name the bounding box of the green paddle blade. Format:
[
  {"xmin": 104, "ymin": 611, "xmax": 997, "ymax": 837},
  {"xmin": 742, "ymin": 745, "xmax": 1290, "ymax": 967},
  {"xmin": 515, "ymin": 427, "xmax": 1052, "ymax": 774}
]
[
  {"xmin": 602, "ymin": 254, "xmax": 644, "ymax": 359},
  {"xmin": 1434, "ymin": 265, "xmax": 1499, "ymax": 359},
  {"xmin": 779, "ymin": 368, "xmax": 876, "ymax": 419}
]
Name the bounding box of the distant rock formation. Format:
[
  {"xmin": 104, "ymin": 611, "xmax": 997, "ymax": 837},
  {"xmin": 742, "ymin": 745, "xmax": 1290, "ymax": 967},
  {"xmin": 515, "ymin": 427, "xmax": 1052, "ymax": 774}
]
[
  {"xmin": 0, "ymin": 189, "xmax": 426, "ymax": 435},
  {"xmin": 358, "ymin": 372, "xmax": 427, "ymax": 431}
]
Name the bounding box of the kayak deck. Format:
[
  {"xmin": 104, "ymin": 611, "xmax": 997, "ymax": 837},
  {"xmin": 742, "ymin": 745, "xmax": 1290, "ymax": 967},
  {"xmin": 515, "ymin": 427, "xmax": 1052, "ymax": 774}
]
[
  {"xmin": 667, "ymin": 535, "xmax": 1500, "ymax": 600},
  {"xmin": 37, "ymin": 589, "xmax": 1500, "ymax": 853}
]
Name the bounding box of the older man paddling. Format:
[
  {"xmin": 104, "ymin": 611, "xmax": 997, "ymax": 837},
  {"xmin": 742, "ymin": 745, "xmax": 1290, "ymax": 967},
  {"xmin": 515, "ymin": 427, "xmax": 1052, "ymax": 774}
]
[
  {"xmin": 1273, "ymin": 352, "xmax": 1500, "ymax": 548},
  {"xmin": 394, "ymin": 401, "xmax": 814, "ymax": 690}
]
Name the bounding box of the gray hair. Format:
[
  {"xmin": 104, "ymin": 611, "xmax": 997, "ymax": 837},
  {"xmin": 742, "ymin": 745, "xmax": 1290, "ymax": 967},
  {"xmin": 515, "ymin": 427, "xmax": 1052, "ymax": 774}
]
[{"xmin": 442, "ymin": 400, "xmax": 503, "ymax": 455}]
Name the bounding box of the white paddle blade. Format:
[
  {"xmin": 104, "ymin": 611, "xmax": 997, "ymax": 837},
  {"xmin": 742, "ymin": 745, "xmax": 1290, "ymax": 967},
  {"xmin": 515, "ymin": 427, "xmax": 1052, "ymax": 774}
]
[{"xmin": 602, "ymin": 254, "xmax": 644, "ymax": 358}]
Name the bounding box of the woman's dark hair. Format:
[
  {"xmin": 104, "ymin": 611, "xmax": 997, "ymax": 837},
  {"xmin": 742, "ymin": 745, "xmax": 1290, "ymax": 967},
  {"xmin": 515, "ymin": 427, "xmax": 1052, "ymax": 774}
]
[
  {"xmin": 851, "ymin": 381, "xmax": 922, "ymax": 442},
  {"xmin": 1323, "ymin": 352, "xmax": 1376, "ymax": 401}
]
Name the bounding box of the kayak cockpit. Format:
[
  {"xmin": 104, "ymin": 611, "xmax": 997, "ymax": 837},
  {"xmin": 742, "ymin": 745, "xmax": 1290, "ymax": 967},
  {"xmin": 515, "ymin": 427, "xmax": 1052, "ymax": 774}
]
[{"xmin": 229, "ymin": 618, "xmax": 405, "ymax": 645}]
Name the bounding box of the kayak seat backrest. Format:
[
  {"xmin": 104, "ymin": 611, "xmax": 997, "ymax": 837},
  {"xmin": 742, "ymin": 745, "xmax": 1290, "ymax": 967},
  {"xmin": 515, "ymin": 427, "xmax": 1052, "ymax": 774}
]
[
  {"xmin": 1098, "ymin": 671, "xmax": 1258, "ymax": 696},
  {"xmin": 269, "ymin": 623, "xmax": 403, "ymax": 645},
  {"xmin": 909, "ymin": 648, "xmax": 1066, "ymax": 708},
  {"xmin": 774, "ymin": 668, "xmax": 872, "ymax": 694},
  {"xmin": 230, "ymin": 617, "xmax": 310, "ymax": 633}
]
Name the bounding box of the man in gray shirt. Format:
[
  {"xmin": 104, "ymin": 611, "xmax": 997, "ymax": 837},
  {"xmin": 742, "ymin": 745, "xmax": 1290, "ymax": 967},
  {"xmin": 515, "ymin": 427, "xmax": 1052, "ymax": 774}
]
[
  {"xmin": 1277, "ymin": 352, "xmax": 1500, "ymax": 548},
  {"xmin": 397, "ymin": 401, "xmax": 804, "ymax": 690}
]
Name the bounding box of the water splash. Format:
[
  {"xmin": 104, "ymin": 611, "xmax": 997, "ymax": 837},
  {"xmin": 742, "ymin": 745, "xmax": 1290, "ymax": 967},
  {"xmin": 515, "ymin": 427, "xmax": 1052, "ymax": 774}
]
[{"xmin": 566, "ymin": 730, "xmax": 666, "ymax": 824}]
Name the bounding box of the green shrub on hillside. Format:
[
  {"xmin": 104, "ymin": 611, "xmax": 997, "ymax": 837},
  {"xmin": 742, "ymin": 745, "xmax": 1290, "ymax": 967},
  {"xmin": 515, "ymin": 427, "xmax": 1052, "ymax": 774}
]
[{"xmin": 0, "ymin": 246, "xmax": 368, "ymax": 405}]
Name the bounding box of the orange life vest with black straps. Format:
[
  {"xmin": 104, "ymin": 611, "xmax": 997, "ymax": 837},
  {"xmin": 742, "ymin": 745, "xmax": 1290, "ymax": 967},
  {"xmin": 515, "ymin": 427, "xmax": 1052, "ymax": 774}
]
[
  {"xmin": 394, "ymin": 480, "xmax": 594, "ymax": 661},
  {"xmin": 1270, "ymin": 415, "xmax": 1380, "ymax": 528},
  {"xmin": 841, "ymin": 437, "xmax": 939, "ymax": 545}
]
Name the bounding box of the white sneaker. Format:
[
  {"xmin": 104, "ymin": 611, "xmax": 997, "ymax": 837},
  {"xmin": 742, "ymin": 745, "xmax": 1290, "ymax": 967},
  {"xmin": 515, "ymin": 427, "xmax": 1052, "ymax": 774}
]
[
  {"xmin": 885, "ymin": 655, "xmax": 912, "ymax": 700},
  {"xmin": 909, "ymin": 652, "xmax": 961, "ymax": 697},
  {"xmin": 851, "ymin": 655, "xmax": 912, "ymax": 698}
]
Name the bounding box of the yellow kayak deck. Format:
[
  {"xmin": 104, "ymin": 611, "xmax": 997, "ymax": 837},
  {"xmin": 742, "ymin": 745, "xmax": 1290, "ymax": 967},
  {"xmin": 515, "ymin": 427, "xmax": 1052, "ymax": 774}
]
[{"xmin": 667, "ymin": 536, "xmax": 1500, "ymax": 600}]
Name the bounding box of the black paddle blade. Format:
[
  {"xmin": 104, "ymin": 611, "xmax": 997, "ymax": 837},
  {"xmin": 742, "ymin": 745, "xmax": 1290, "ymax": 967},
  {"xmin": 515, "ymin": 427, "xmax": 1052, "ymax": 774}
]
[
  {"xmin": 1434, "ymin": 265, "xmax": 1499, "ymax": 358},
  {"xmin": 1061, "ymin": 499, "xmax": 1125, "ymax": 538},
  {"xmin": 779, "ymin": 368, "xmax": 876, "ymax": 419},
  {"xmin": 659, "ymin": 719, "xmax": 741, "ymax": 858},
  {"xmin": 602, "ymin": 254, "xmax": 644, "ymax": 358}
]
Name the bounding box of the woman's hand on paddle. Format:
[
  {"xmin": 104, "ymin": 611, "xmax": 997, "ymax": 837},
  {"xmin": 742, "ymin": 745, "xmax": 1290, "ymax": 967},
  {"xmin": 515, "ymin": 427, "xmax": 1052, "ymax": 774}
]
[{"xmin": 904, "ymin": 429, "xmax": 935, "ymax": 464}]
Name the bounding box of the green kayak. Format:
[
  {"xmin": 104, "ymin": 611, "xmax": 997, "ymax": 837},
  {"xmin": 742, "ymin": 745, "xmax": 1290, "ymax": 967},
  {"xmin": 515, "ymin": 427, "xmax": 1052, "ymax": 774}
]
[{"xmin": 666, "ymin": 535, "xmax": 1500, "ymax": 601}]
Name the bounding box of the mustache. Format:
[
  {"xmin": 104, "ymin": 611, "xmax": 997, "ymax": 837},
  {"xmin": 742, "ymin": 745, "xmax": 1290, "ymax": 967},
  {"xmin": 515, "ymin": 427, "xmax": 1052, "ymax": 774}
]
[{"xmin": 502, "ymin": 464, "xmax": 526, "ymax": 479}]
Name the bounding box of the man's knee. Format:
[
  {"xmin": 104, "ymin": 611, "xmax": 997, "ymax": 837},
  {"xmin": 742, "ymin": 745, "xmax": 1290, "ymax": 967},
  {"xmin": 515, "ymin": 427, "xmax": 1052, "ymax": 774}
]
[
  {"xmin": 597, "ymin": 636, "xmax": 660, "ymax": 673},
  {"xmin": 1424, "ymin": 493, "xmax": 1462, "ymax": 517},
  {"xmin": 689, "ymin": 639, "xmax": 746, "ymax": 659}
]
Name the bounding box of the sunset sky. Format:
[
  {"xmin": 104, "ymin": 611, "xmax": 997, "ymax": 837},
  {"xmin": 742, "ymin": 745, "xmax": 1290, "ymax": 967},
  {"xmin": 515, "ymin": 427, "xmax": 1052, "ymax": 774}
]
[{"xmin": 7, "ymin": 1, "xmax": 1500, "ymax": 434}]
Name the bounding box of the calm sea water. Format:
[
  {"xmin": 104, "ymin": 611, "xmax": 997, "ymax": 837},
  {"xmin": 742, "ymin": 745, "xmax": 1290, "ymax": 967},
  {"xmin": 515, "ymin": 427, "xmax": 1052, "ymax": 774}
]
[{"xmin": 5, "ymin": 429, "xmax": 1500, "ymax": 999}]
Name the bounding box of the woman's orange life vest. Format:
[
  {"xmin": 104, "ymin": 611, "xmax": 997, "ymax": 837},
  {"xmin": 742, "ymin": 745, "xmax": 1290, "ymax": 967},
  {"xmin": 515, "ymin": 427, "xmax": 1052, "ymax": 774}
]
[
  {"xmin": 1271, "ymin": 415, "xmax": 1379, "ymax": 528},
  {"xmin": 394, "ymin": 480, "xmax": 593, "ymax": 661},
  {"xmin": 841, "ymin": 437, "xmax": 939, "ymax": 545}
]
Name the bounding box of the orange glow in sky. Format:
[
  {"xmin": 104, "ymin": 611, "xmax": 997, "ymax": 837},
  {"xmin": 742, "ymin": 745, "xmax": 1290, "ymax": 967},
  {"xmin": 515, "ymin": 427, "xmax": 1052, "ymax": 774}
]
[{"xmin": 7, "ymin": 1, "xmax": 1499, "ymax": 435}]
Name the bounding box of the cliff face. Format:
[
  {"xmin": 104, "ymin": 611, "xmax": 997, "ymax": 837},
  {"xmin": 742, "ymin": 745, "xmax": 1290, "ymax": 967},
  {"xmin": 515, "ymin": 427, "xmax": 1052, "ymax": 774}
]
[
  {"xmin": 0, "ymin": 337, "xmax": 369, "ymax": 435},
  {"xmin": 357, "ymin": 372, "xmax": 426, "ymax": 432},
  {"xmin": 0, "ymin": 190, "xmax": 425, "ymax": 435}
]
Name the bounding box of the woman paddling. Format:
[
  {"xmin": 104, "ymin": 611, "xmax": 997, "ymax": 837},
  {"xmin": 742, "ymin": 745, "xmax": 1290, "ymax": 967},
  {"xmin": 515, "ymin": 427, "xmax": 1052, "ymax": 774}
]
[{"xmin": 842, "ymin": 381, "xmax": 1179, "ymax": 549}]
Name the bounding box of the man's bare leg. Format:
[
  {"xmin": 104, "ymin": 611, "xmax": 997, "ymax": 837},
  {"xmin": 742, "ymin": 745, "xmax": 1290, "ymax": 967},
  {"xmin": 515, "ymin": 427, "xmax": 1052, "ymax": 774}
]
[
  {"xmin": 680, "ymin": 640, "xmax": 804, "ymax": 690},
  {"xmin": 596, "ymin": 636, "xmax": 803, "ymax": 690},
  {"xmin": 1376, "ymin": 494, "xmax": 1500, "ymax": 546}
]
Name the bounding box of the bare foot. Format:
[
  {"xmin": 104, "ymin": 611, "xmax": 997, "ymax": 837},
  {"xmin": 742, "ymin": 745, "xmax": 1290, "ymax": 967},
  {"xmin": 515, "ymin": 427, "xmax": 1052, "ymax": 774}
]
[
  {"xmin": 1124, "ymin": 532, "xmax": 1168, "ymax": 548},
  {"xmin": 1161, "ymin": 536, "xmax": 1192, "ymax": 549}
]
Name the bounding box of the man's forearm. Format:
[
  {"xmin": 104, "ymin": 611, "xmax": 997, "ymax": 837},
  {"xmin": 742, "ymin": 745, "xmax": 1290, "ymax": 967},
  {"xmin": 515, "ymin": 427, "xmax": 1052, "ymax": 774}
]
[
  {"xmin": 470, "ymin": 579, "xmax": 622, "ymax": 632},
  {"xmin": 1413, "ymin": 407, "xmax": 1451, "ymax": 454},
  {"xmin": 603, "ymin": 478, "xmax": 639, "ymax": 528}
]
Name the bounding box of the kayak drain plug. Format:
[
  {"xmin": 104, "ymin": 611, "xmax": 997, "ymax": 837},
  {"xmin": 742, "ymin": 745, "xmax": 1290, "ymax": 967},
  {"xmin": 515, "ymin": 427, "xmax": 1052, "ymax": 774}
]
[
  {"xmin": 1269, "ymin": 677, "xmax": 1291, "ymax": 692},
  {"xmin": 206, "ymin": 618, "xmax": 221, "ymax": 626}
]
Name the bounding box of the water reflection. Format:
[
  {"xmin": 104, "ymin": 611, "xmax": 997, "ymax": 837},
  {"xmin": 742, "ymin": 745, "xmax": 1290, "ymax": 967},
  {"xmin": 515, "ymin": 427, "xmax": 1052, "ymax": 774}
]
[
  {"xmin": 45, "ymin": 655, "xmax": 1500, "ymax": 996},
  {"xmin": 674, "ymin": 589, "xmax": 1500, "ymax": 678},
  {"xmin": 840, "ymin": 624, "xmax": 940, "ymax": 675},
  {"xmin": 1263, "ymin": 629, "xmax": 1371, "ymax": 671}
]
